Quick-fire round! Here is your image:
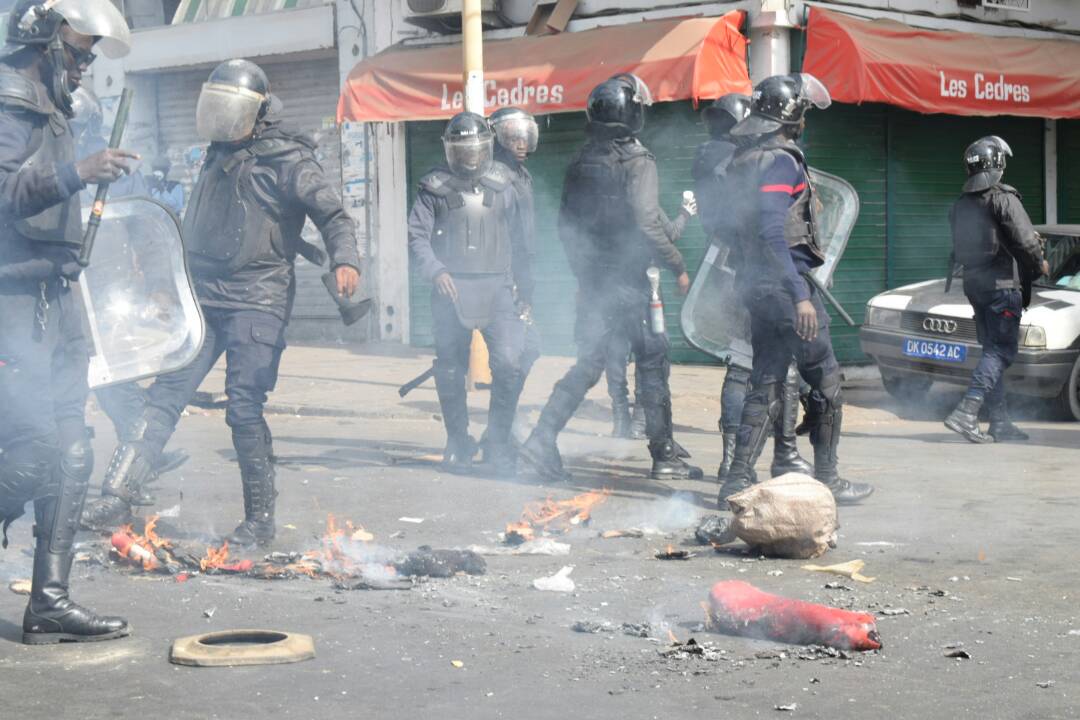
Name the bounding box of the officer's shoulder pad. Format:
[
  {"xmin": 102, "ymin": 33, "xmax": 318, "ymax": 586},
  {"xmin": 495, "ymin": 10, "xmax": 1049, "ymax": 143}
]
[
  {"xmin": 250, "ymin": 137, "xmax": 306, "ymax": 159},
  {"xmin": 480, "ymin": 161, "xmax": 512, "ymax": 191},
  {"xmin": 0, "ymin": 70, "xmax": 52, "ymax": 116},
  {"xmin": 419, "ymin": 168, "xmax": 454, "ymax": 195},
  {"xmin": 617, "ymin": 138, "xmax": 653, "ymax": 160},
  {"xmin": 995, "ymin": 183, "xmax": 1022, "ymax": 198}
]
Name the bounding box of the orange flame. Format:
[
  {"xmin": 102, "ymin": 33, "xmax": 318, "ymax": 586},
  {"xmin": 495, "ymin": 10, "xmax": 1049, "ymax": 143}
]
[
  {"xmin": 667, "ymin": 629, "xmax": 680, "ymax": 645},
  {"xmin": 142, "ymin": 515, "xmax": 170, "ymax": 550},
  {"xmin": 200, "ymin": 541, "xmax": 231, "ymax": 571},
  {"xmin": 505, "ymin": 489, "xmax": 611, "ymax": 539}
]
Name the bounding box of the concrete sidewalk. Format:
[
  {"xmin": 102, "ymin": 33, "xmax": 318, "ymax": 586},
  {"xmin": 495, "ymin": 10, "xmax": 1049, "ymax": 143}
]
[{"xmin": 165, "ymin": 342, "xmax": 898, "ymax": 434}]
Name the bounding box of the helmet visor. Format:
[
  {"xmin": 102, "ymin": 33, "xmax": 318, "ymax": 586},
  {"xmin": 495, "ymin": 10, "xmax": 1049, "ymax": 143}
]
[
  {"xmin": 982, "ymin": 135, "xmax": 1013, "ymax": 157},
  {"xmin": 444, "ymin": 135, "xmax": 493, "ymax": 178},
  {"xmin": 795, "ymin": 73, "xmax": 831, "ymax": 110},
  {"xmin": 493, "ymin": 115, "xmax": 538, "ymax": 154},
  {"xmin": 52, "ymin": 0, "xmax": 132, "ymax": 58},
  {"xmin": 620, "ymin": 73, "xmax": 653, "ymax": 106},
  {"xmin": 195, "ymin": 82, "xmax": 264, "ymax": 142}
]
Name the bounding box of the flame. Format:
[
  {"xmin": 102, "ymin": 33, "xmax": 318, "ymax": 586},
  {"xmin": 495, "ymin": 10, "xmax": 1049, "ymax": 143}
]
[
  {"xmin": 505, "ymin": 489, "xmax": 611, "ymax": 540},
  {"xmin": 700, "ymin": 601, "xmax": 714, "ymax": 630},
  {"xmin": 200, "ymin": 541, "xmax": 230, "ymax": 571},
  {"xmin": 667, "ymin": 629, "xmax": 680, "ymax": 645},
  {"xmin": 666, "ymin": 544, "xmax": 675, "ymax": 555}
]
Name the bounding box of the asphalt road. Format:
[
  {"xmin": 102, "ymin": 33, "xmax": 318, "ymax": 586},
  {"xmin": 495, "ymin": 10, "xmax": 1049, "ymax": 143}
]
[{"xmin": 1, "ymin": 357, "xmax": 1077, "ymax": 720}]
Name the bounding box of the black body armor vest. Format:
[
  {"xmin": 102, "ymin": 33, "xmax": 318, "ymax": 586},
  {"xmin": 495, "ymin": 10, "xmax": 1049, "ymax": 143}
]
[
  {"xmin": 420, "ymin": 164, "xmax": 513, "ymax": 276},
  {"xmin": 736, "ymin": 140, "xmax": 825, "ymax": 265}
]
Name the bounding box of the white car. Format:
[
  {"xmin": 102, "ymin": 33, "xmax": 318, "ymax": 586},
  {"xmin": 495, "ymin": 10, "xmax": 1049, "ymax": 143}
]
[{"xmin": 859, "ymin": 225, "xmax": 1080, "ymax": 421}]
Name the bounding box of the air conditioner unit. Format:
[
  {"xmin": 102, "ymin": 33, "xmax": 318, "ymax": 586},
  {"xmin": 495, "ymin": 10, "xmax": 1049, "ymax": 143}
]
[{"xmin": 402, "ymin": 0, "xmax": 506, "ymax": 33}]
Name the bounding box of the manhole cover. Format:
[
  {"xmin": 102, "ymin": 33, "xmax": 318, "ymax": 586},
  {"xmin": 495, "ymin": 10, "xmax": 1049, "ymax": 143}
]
[{"xmin": 170, "ymin": 629, "xmax": 315, "ymax": 667}]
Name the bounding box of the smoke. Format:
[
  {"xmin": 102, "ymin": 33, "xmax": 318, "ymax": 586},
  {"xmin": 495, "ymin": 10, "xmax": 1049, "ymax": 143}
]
[{"xmin": 613, "ymin": 491, "xmax": 702, "ymax": 534}]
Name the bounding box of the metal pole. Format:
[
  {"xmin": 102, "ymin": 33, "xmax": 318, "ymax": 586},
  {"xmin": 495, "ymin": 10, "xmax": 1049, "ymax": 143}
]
[{"xmin": 462, "ymin": 0, "xmax": 485, "ymax": 115}]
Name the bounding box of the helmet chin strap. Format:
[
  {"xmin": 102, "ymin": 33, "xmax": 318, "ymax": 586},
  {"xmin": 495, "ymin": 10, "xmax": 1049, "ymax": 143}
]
[{"xmin": 46, "ymin": 36, "xmax": 74, "ymax": 117}]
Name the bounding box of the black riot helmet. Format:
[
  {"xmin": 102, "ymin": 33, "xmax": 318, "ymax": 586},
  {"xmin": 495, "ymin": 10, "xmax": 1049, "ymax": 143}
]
[
  {"xmin": 443, "ymin": 111, "xmax": 494, "ymax": 181},
  {"xmin": 962, "ymin": 136, "xmax": 1012, "ymax": 193},
  {"xmin": 489, "ymin": 107, "xmax": 538, "ymax": 158},
  {"xmin": 2, "ymin": 0, "xmax": 131, "ymax": 116},
  {"xmin": 732, "ymin": 73, "xmax": 831, "ymax": 138},
  {"xmin": 702, "ymin": 93, "xmax": 750, "ymax": 139},
  {"xmin": 586, "ymin": 73, "xmax": 653, "ymax": 135},
  {"xmin": 196, "ymin": 59, "xmax": 272, "ymax": 143}
]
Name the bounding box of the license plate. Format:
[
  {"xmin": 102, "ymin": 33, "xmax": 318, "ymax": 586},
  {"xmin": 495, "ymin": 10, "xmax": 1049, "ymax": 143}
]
[{"xmin": 902, "ymin": 337, "xmax": 967, "ymax": 363}]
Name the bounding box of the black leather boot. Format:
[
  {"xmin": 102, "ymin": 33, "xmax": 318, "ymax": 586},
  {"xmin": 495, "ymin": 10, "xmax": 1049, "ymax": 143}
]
[
  {"xmin": 718, "ymin": 385, "xmax": 779, "ymax": 505},
  {"xmin": 24, "ymin": 434, "xmax": 129, "ymax": 645},
  {"xmin": 944, "ymin": 395, "xmax": 994, "ymax": 444},
  {"xmin": 518, "ymin": 427, "xmax": 569, "ymax": 483},
  {"xmin": 79, "ymin": 439, "xmax": 158, "ymax": 532},
  {"xmin": 227, "ymin": 423, "xmax": 277, "ymax": 547},
  {"xmin": 810, "ymin": 393, "xmax": 874, "ymax": 505},
  {"xmin": 717, "ymin": 429, "xmax": 737, "ymax": 484},
  {"xmin": 154, "ymin": 448, "xmax": 190, "ymax": 475},
  {"xmin": 650, "ymin": 440, "xmax": 704, "ymax": 480},
  {"xmin": 771, "ymin": 369, "xmax": 813, "ymax": 476},
  {"xmin": 479, "ymin": 370, "xmax": 523, "ymax": 477},
  {"xmin": 987, "ymin": 398, "xmax": 1028, "ymax": 442},
  {"xmin": 611, "ymin": 401, "xmax": 633, "ymax": 439}
]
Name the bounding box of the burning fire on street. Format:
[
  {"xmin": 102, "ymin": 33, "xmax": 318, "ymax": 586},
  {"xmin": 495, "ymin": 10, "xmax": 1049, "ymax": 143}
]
[
  {"xmin": 104, "ymin": 513, "xmax": 484, "ymax": 589},
  {"xmin": 504, "ymin": 489, "xmax": 611, "ymax": 545}
]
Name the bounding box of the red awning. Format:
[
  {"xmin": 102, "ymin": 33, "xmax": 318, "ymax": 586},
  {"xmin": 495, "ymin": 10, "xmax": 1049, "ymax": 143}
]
[
  {"xmin": 337, "ymin": 12, "xmax": 750, "ymax": 123},
  {"xmin": 803, "ymin": 7, "xmax": 1080, "ymax": 119}
]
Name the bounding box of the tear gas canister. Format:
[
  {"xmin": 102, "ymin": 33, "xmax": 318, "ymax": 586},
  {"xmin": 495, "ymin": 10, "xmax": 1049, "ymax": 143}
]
[{"xmin": 647, "ymin": 266, "xmax": 665, "ymax": 335}]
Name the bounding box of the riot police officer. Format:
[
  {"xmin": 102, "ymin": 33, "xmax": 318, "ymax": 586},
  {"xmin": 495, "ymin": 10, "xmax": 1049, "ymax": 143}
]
[
  {"xmin": 692, "ymin": 93, "xmax": 812, "ymax": 484},
  {"xmin": 944, "ymin": 136, "xmax": 1046, "ymax": 443},
  {"xmin": 80, "ymin": 59, "xmax": 362, "ymax": 546},
  {"xmin": 719, "ymin": 74, "xmax": 873, "ymax": 506},
  {"xmin": 518, "ymin": 73, "xmax": 701, "ymax": 483},
  {"xmin": 409, "ymin": 112, "xmax": 527, "ymax": 476},
  {"xmin": 485, "ymin": 107, "xmax": 540, "ymax": 466},
  {"xmin": 0, "ymin": 0, "xmax": 134, "ymax": 644}
]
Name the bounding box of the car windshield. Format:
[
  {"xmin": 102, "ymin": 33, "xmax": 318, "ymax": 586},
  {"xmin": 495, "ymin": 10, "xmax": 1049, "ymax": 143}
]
[{"xmin": 1038, "ymin": 234, "xmax": 1080, "ymax": 291}]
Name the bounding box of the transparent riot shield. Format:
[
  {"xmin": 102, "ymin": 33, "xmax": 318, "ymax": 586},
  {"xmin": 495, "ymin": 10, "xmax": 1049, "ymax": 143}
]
[
  {"xmin": 79, "ymin": 197, "xmax": 204, "ymax": 388},
  {"xmin": 679, "ymin": 167, "xmax": 859, "ymax": 368}
]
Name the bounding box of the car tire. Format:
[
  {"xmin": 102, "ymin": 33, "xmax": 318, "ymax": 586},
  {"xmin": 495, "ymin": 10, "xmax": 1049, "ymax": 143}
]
[
  {"xmin": 880, "ymin": 370, "xmax": 933, "ymax": 402},
  {"xmin": 1056, "ymin": 356, "xmax": 1080, "ymax": 422}
]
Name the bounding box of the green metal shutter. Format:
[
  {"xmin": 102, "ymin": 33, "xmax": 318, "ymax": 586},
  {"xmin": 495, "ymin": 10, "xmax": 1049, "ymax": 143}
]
[
  {"xmin": 885, "ymin": 110, "xmax": 1045, "ymax": 290},
  {"xmin": 406, "ymin": 102, "xmax": 716, "ymax": 363},
  {"xmin": 802, "ymin": 103, "xmax": 889, "ymax": 362},
  {"xmin": 1058, "ymin": 120, "xmax": 1080, "ymax": 223},
  {"xmin": 405, "ymin": 119, "xmax": 445, "ymax": 348}
]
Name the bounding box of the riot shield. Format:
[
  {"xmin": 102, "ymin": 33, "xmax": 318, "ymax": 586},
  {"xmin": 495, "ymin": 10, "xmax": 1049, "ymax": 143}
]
[
  {"xmin": 679, "ymin": 167, "xmax": 859, "ymax": 368},
  {"xmin": 79, "ymin": 197, "xmax": 204, "ymax": 388}
]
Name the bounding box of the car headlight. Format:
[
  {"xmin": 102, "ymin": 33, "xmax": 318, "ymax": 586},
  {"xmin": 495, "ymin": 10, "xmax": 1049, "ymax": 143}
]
[
  {"xmin": 1019, "ymin": 325, "xmax": 1046, "ymax": 348},
  {"xmin": 865, "ymin": 306, "xmax": 902, "ymax": 329}
]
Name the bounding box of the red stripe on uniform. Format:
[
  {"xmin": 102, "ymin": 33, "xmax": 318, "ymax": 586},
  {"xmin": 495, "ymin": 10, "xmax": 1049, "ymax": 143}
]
[{"xmin": 760, "ymin": 182, "xmax": 806, "ymax": 195}]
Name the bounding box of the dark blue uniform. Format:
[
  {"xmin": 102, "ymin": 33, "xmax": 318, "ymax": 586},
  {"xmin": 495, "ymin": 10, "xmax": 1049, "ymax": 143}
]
[
  {"xmin": 408, "ymin": 161, "xmax": 527, "ymax": 466},
  {"xmin": 950, "ymin": 184, "xmax": 1044, "ymax": 417}
]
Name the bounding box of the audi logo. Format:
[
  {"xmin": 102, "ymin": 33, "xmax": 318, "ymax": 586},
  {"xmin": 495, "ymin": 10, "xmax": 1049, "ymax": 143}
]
[{"xmin": 922, "ymin": 317, "xmax": 958, "ymax": 334}]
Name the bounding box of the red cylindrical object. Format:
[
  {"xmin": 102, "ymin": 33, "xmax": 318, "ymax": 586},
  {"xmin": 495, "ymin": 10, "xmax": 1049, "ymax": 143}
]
[
  {"xmin": 111, "ymin": 531, "xmax": 158, "ymax": 571},
  {"xmin": 708, "ymin": 580, "xmax": 881, "ymax": 651}
]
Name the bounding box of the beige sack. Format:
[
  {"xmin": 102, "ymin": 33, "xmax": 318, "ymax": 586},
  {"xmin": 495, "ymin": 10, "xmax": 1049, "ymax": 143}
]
[{"xmin": 727, "ymin": 473, "xmax": 838, "ymax": 559}]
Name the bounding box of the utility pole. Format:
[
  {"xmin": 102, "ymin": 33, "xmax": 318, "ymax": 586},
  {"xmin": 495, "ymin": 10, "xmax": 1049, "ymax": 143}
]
[
  {"xmin": 461, "ymin": 0, "xmax": 492, "ymax": 388},
  {"xmin": 462, "ymin": 0, "xmax": 485, "ymax": 114}
]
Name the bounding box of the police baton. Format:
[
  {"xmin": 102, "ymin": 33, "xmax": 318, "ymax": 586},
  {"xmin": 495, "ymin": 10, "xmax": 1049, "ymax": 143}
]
[
  {"xmin": 77, "ymin": 87, "xmax": 134, "ymax": 268},
  {"xmin": 805, "ymin": 273, "xmax": 857, "ymax": 327}
]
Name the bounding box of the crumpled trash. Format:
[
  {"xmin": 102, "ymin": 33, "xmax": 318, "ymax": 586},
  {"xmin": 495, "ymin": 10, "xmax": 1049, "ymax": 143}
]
[
  {"xmin": 467, "ymin": 538, "xmax": 571, "ymax": 556},
  {"xmin": 801, "ymin": 559, "xmax": 876, "ymax": 583},
  {"xmin": 695, "ymin": 515, "xmax": 737, "ymax": 545},
  {"xmin": 723, "ymin": 474, "xmax": 838, "ymax": 559},
  {"xmin": 533, "ymin": 566, "xmax": 575, "ymax": 593}
]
